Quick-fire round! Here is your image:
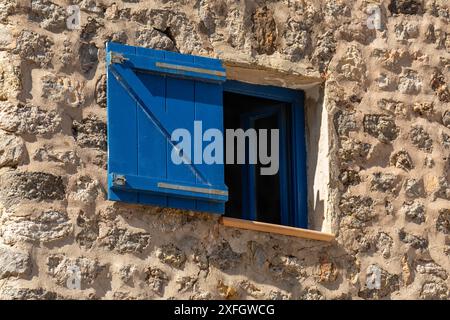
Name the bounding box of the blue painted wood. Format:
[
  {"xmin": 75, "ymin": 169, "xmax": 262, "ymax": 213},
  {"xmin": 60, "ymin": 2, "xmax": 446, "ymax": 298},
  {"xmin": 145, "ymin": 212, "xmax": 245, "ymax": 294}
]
[
  {"xmin": 277, "ymin": 104, "xmax": 290, "ymax": 226},
  {"xmin": 106, "ymin": 42, "xmax": 227, "ymax": 213},
  {"xmin": 136, "ymin": 70, "xmax": 168, "ymax": 207},
  {"xmin": 106, "ymin": 42, "xmax": 138, "ymax": 203},
  {"xmin": 108, "ymin": 173, "xmax": 228, "ymax": 202},
  {"xmin": 223, "ymin": 80, "xmax": 299, "ymax": 103},
  {"xmin": 164, "ymin": 51, "xmax": 197, "ymax": 211},
  {"xmin": 194, "ymin": 81, "xmax": 227, "ymax": 213},
  {"xmin": 291, "ymin": 93, "xmax": 308, "ymax": 228},
  {"xmin": 195, "ymin": 48, "xmax": 227, "ymax": 213},
  {"xmin": 108, "ymin": 51, "xmax": 226, "ymax": 83},
  {"xmin": 239, "ymin": 106, "xmax": 287, "ymax": 223}
]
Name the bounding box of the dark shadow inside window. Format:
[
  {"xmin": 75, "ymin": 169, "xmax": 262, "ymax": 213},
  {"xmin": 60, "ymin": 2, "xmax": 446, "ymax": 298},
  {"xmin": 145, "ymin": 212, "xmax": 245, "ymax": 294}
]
[{"xmin": 223, "ymin": 92, "xmax": 289, "ymax": 225}]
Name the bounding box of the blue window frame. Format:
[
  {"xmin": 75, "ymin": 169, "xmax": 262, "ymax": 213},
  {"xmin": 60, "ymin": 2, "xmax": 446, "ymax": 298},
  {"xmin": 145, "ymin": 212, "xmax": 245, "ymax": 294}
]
[
  {"xmin": 106, "ymin": 42, "xmax": 307, "ymax": 229},
  {"xmin": 223, "ymin": 81, "xmax": 307, "ymax": 228}
]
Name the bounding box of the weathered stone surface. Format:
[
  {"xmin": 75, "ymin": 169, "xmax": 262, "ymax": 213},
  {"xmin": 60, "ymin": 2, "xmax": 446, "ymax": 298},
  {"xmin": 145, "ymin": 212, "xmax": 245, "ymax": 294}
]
[
  {"xmin": 404, "ymin": 178, "xmax": 425, "ymax": 198},
  {"xmin": 312, "ymin": 30, "xmax": 336, "ymax": 71},
  {"xmin": 399, "ymin": 229, "xmax": 428, "ymax": 250},
  {"xmin": 135, "ymin": 28, "xmax": 176, "ymax": 51},
  {"xmin": 436, "ymin": 209, "xmax": 450, "ymax": 234},
  {"xmin": 0, "ymin": 244, "xmax": 31, "ymax": 279},
  {"xmin": 269, "ymin": 254, "xmax": 306, "ymax": 280},
  {"xmin": 416, "ymin": 260, "xmax": 448, "ymax": 280},
  {"xmin": 119, "ymin": 264, "xmax": 136, "ymax": 284},
  {"xmin": 79, "ymin": 42, "xmax": 98, "ymax": 73},
  {"xmin": 334, "ymin": 110, "xmax": 357, "ymax": 136},
  {"xmin": 75, "ymin": 210, "xmax": 99, "ymax": 249},
  {"xmin": 339, "ymin": 195, "xmax": 374, "ymax": 226},
  {"xmin": 0, "ymin": 0, "xmax": 15, "ymax": 22},
  {"xmin": 395, "ymin": 22, "xmax": 420, "ymax": 42},
  {"xmin": 336, "ymin": 45, "xmax": 366, "ymax": 81},
  {"xmin": 13, "ymin": 30, "xmax": 53, "ymax": 67},
  {"xmin": 299, "ymin": 287, "xmax": 325, "ymax": 300},
  {"xmin": 413, "ymin": 102, "xmax": 434, "ymax": 117},
  {"xmin": 283, "ymin": 19, "xmax": 311, "ymax": 62},
  {"xmin": 95, "ymin": 74, "xmax": 106, "ymax": 108},
  {"xmin": 70, "ymin": 176, "xmax": 103, "ymax": 204},
  {"xmin": 72, "ymin": 115, "xmax": 107, "ymax": 151},
  {"xmin": 388, "ymin": 0, "xmax": 422, "ymax": 15},
  {"xmin": 435, "ymin": 177, "xmax": 450, "ymax": 200},
  {"xmin": 47, "ymin": 255, "xmax": 108, "ymax": 288},
  {"xmin": 363, "ymin": 115, "xmax": 399, "ymax": 143},
  {"xmin": 0, "ymin": 52, "xmax": 21, "ymax": 101},
  {"xmin": 107, "ymin": 30, "xmax": 128, "ymax": 44},
  {"xmin": 0, "ymin": 102, "xmax": 61, "ymax": 135},
  {"xmin": 0, "ymin": 171, "xmax": 65, "ymax": 206},
  {"xmin": 41, "ymin": 74, "xmax": 84, "ymax": 107},
  {"xmin": 100, "ymin": 227, "xmax": 151, "ymax": 254},
  {"xmin": 359, "ymin": 264, "xmax": 399, "ymax": 299},
  {"xmin": 443, "ymin": 110, "xmax": 450, "ymax": 129},
  {"xmin": 338, "ymin": 139, "xmax": 370, "ymax": 163},
  {"xmin": 400, "ymin": 70, "xmax": 422, "ymax": 95},
  {"xmin": 217, "ymin": 280, "xmax": 239, "ymax": 299},
  {"xmin": 33, "ymin": 145, "xmax": 80, "ymax": 166},
  {"xmin": 1, "ymin": 210, "xmax": 72, "ymax": 244},
  {"xmin": 80, "ymin": 17, "xmax": 103, "ymax": 42},
  {"xmin": 0, "ymin": 130, "xmax": 25, "ymax": 168},
  {"xmin": 390, "ymin": 150, "xmax": 413, "ymax": 171},
  {"xmin": 176, "ymin": 275, "xmax": 197, "ymax": 293},
  {"xmin": 375, "ymin": 232, "xmax": 393, "ymax": 259},
  {"xmin": 145, "ymin": 266, "xmax": 168, "ymax": 296},
  {"xmin": 317, "ymin": 258, "xmax": 338, "ymax": 283},
  {"xmin": 420, "ymin": 281, "xmax": 449, "ymax": 300},
  {"xmin": 442, "ymin": 132, "xmax": 450, "ymax": 148},
  {"xmin": 401, "ymin": 201, "xmax": 425, "ymax": 224},
  {"xmin": 209, "ymin": 240, "xmax": 241, "ymax": 270},
  {"xmin": 371, "ymin": 173, "xmax": 399, "ymax": 194},
  {"xmin": 157, "ymin": 244, "xmax": 186, "ymax": 269},
  {"xmin": 377, "ymin": 98, "xmax": 407, "ymax": 115},
  {"xmin": 410, "ymin": 126, "xmax": 433, "ymax": 153},
  {"xmin": 0, "ymin": 286, "xmax": 59, "ymax": 300},
  {"xmin": 252, "ymin": 6, "xmax": 277, "ymax": 55},
  {"xmin": 339, "ymin": 169, "xmax": 361, "ymax": 188},
  {"xmin": 430, "ymin": 70, "xmax": 450, "ymax": 103},
  {"xmin": 30, "ymin": 0, "xmax": 67, "ymax": 32},
  {"xmin": 130, "ymin": 9, "xmax": 203, "ymax": 53}
]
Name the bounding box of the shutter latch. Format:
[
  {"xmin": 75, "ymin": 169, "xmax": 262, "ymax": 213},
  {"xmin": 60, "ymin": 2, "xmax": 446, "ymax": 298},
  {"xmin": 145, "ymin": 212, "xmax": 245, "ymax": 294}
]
[
  {"xmin": 112, "ymin": 174, "xmax": 127, "ymax": 186},
  {"xmin": 109, "ymin": 52, "xmax": 128, "ymax": 64}
]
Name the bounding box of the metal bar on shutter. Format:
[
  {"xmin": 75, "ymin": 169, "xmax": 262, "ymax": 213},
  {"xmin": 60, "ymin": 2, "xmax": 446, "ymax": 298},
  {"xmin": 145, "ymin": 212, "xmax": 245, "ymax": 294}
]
[
  {"xmin": 109, "ymin": 173, "xmax": 228, "ymax": 202},
  {"xmin": 108, "ymin": 51, "xmax": 226, "ymax": 83}
]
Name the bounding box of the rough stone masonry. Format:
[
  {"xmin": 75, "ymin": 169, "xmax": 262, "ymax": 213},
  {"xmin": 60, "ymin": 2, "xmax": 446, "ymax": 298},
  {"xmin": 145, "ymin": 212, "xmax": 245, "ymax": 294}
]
[{"xmin": 0, "ymin": 0, "xmax": 449, "ymax": 300}]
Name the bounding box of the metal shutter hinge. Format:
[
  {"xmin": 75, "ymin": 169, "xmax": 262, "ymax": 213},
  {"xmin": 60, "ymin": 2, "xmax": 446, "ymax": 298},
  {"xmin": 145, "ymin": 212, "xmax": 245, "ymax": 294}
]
[
  {"xmin": 112, "ymin": 174, "xmax": 127, "ymax": 186},
  {"xmin": 109, "ymin": 52, "xmax": 129, "ymax": 64}
]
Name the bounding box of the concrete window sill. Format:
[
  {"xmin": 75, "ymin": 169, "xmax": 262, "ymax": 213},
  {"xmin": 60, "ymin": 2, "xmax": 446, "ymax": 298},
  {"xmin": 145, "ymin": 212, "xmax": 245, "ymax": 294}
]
[{"xmin": 219, "ymin": 217, "xmax": 335, "ymax": 242}]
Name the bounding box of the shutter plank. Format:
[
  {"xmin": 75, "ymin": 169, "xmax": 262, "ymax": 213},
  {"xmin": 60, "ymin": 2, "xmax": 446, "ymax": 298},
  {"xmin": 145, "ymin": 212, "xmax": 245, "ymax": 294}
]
[
  {"xmin": 107, "ymin": 43, "xmax": 138, "ymax": 203},
  {"xmin": 165, "ymin": 52, "xmax": 197, "ymax": 211},
  {"xmin": 136, "ymin": 70, "xmax": 168, "ymax": 207},
  {"xmin": 194, "ymin": 81, "xmax": 226, "ymax": 213}
]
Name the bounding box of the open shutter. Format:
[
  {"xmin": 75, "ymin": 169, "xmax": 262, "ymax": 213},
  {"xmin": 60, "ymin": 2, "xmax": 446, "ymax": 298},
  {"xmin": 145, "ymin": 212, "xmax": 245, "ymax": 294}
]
[{"xmin": 106, "ymin": 42, "xmax": 228, "ymax": 214}]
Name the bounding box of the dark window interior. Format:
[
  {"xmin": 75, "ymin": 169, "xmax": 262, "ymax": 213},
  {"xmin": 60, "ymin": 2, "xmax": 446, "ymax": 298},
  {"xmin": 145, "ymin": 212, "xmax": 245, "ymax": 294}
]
[{"xmin": 223, "ymin": 92, "xmax": 290, "ymax": 225}]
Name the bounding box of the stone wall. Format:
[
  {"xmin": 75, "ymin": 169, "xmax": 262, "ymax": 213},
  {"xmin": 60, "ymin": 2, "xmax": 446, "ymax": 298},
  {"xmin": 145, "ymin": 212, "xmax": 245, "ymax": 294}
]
[{"xmin": 0, "ymin": 0, "xmax": 449, "ymax": 300}]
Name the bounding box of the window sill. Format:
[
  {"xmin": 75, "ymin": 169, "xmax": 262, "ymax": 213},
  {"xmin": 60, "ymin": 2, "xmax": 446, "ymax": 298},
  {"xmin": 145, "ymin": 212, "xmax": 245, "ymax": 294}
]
[{"xmin": 219, "ymin": 217, "xmax": 335, "ymax": 242}]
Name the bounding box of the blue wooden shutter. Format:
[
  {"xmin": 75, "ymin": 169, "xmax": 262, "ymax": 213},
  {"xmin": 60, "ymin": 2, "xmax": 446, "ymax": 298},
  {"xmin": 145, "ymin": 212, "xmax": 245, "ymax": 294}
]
[{"xmin": 106, "ymin": 42, "xmax": 228, "ymax": 213}]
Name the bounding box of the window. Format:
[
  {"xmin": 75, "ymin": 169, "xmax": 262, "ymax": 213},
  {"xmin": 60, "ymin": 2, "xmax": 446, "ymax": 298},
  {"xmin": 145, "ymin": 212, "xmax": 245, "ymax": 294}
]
[
  {"xmin": 106, "ymin": 42, "xmax": 310, "ymax": 235},
  {"xmin": 222, "ymin": 84, "xmax": 307, "ymax": 229}
]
